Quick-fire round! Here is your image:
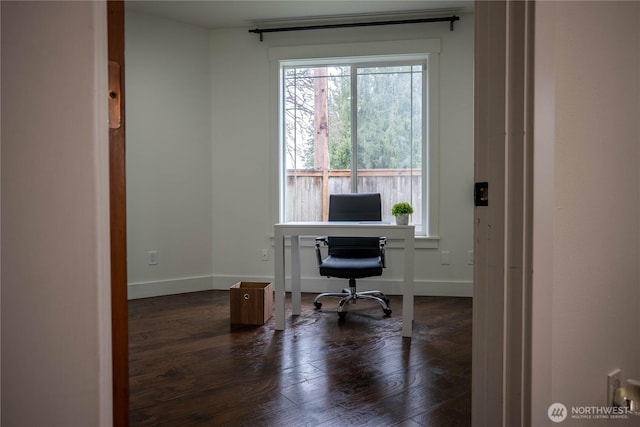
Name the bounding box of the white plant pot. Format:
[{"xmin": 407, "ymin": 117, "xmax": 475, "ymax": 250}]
[{"xmin": 395, "ymin": 214, "xmax": 409, "ymax": 225}]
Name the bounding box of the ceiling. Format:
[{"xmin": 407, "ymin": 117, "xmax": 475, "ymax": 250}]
[{"xmin": 125, "ymin": 0, "xmax": 474, "ymax": 30}]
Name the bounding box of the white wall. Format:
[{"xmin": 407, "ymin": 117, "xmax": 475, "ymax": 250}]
[
  {"xmin": 532, "ymin": 2, "xmax": 640, "ymax": 425},
  {"xmin": 125, "ymin": 9, "xmax": 213, "ymax": 298},
  {"xmin": 1, "ymin": 1, "xmax": 111, "ymax": 425},
  {"xmin": 124, "ymin": 10, "xmax": 473, "ymax": 298},
  {"xmin": 208, "ymin": 14, "xmax": 475, "ymax": 296}
]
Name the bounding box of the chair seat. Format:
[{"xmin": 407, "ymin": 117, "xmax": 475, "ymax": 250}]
[{"xmin": 319, "ymin": 255, "xmax": 383, "ymax": 279}]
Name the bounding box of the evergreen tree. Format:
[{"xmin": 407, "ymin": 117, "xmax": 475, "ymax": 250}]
[{"xmin": 284, "ymin": 64, "xmax": 423, "ymax": 171}]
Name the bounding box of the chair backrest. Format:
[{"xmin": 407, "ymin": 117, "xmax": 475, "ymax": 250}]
[
  {"xmin": 327, "ymin": 193, "xmax": 382, "ymax": 258},
  {"xmin": 328, "ymin": 193, "xmax": 382, "ymax": 222}
]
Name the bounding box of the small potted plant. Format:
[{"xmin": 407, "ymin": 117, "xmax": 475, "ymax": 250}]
[{"xmin": 391, "ymin": 202, "xmax": 413, "ymax": 225}]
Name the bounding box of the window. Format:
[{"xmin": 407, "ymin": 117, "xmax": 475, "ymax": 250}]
[{"xmin": 273, "ymin": 40, "xmax": 440, "ymax": 237}]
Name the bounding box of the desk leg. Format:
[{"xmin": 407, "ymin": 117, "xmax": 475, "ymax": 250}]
[
  {"xmin": 402, "ymin": 229, "xmax": 415, "ymax": 338},
  {"xmin": 291, "ymin": 235, "xmax": 301, "ymax": 316},
  {"xmin": 274, "ymin": 229, "xmax": 285, "ymax": 330}
]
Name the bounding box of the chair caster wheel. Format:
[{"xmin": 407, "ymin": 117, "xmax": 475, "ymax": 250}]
[
  {"xmin": 383, "ymin": 308, "xmax": 392, "ymax": 317},
  {"xmin": 314, "ymin": 301, "xmax": 322, "ymax": 309},
  {"xmin": 338, "ymin": 311, "xmax": 347, "ymax": 320}
]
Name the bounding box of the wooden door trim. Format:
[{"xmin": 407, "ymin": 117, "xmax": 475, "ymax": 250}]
[{"xmin": 107, "ymin": 1, "xmax": 129, "ymax": 425}]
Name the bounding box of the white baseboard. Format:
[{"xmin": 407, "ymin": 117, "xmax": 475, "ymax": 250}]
[
  {"xmin": 128, "ymin": 275, "xmax": 472, "ymax": 299},
  {"xmin": 128, "ymin": 275, "xmax": 214, "ymax": 299}
]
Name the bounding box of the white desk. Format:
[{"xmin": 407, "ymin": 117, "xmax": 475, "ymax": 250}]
[{"xmin": 273, "ymin": 222, "xmax": 415, "ymax": 337}]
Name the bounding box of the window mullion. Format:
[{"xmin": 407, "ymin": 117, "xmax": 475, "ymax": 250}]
[{"xmin": 350, "ymin": 66, "xmax": 358, "ymax": 193}]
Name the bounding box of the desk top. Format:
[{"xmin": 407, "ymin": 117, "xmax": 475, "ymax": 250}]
[{"xmin": 274, "ymin": 221, "xmax": 415, "ymax": 237}]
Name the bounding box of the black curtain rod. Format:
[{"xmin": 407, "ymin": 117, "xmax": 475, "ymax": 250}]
[{"xmin": 249, "ymin": 15, "xmax": 460, "ymax": 41}]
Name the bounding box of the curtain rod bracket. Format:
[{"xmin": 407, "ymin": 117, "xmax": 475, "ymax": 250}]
[{"xmin": 249, "ymin": 15, "xmax": 460, "ymax": 42}]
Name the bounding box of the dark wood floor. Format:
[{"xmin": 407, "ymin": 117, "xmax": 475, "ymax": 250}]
[{"xmin": 129, "ymin": 291, "xmax": 472, "ymax": 427}]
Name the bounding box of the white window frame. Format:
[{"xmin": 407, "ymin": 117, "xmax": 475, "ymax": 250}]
[{"xmin": 269, "ymin": 39, "xmax": 440, "ymax": 239}]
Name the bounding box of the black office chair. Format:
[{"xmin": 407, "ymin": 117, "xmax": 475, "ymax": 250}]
[{"xmin": 313, "ymin": 193, "xmax": 391, "ymax": 319}]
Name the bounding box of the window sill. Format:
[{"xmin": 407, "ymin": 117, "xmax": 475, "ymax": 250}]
[{"xmin": 414, "ymin": 235, "xmax": 440, "ymax": 249}]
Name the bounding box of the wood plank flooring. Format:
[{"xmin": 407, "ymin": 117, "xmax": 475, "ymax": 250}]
[{"xmin": 129, "ymin": 291, "xmax": 472, "ymax": 427}]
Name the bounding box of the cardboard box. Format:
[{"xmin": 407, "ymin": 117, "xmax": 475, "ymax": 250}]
[{"xmin": 230, "ymin": 282, "xmax": 273, "ymax": 325}]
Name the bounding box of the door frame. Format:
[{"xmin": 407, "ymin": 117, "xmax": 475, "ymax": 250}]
[
  {"xmin": 472, "ymin": 1, "xmax": 534, "ymax": 426},
  {"xmin": 107, "ymin": 1, "xmax": 129, "ymax": 426}
]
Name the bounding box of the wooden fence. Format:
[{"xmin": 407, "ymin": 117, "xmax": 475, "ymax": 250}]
[{"xmin": 286, "ymin": 168, "xmax": 422, "ymax": 223}]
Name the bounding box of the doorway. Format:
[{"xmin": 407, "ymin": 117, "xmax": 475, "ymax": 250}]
[{"xmin": 111, "ymin": 2, "xmax": 533, "ymax": 426}]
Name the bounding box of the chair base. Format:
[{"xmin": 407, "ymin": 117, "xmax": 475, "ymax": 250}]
[{"xmin": 313, "ymin": 279, "xmax": 391, "ymax": 318}]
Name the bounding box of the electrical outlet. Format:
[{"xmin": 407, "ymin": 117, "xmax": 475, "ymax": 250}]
[
  {"xmin": 440, "ymin": 251, "xmax": 450, "ymax": 265},
  {"xmin": 261, "ymin": 249, "xmax": 269, "ymax": 261},
  {"xmin": 148, "ymin": 250, "xmax": 158, "ymax": 265},
  {"xmin": 467, "ymin": 250, "xmax": 474, "ymax": 265},
  {"xmin": 607, "ymin": 369, "xmax": 621, "ymax": 406}
]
